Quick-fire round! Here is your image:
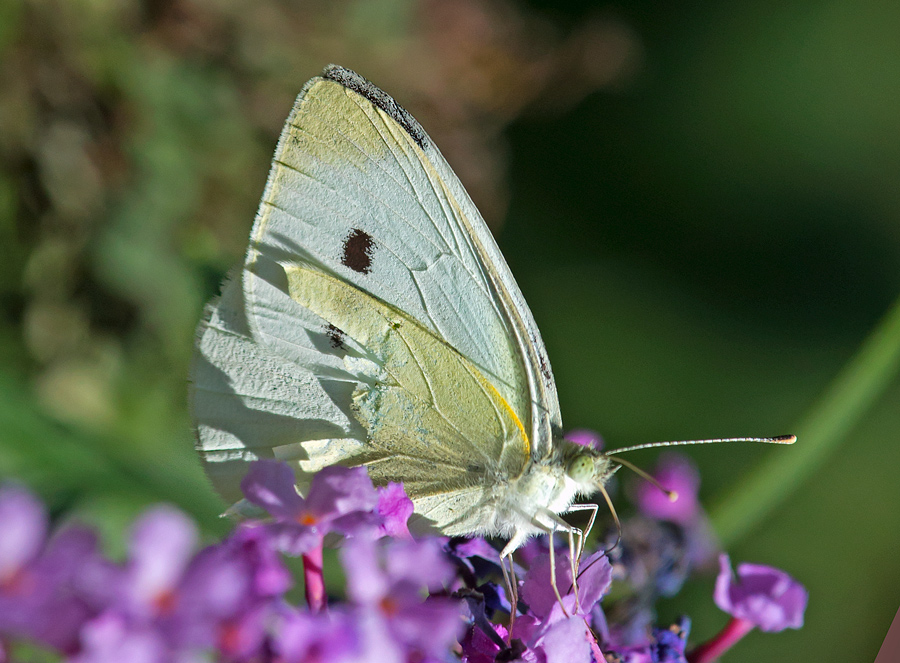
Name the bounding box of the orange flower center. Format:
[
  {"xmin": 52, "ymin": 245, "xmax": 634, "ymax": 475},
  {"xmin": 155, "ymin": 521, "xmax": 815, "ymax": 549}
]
[
  {"xmin": 152, "ymin": 589, "xmax": 178, "ymax": 615},
  {"xmin": 379, "ymin": 595, "xmax": 399, "ymax": 617},
  {"xmin": 219, "ymin": 620, "xmax": 241, "ymax": 655},
  {"xmin": 0, "ymin": 568, "xmax": 30, "ymax": 595},
  {"xmin": 298, "ymin": 512, "xmax": 318, "ymax": 526}
]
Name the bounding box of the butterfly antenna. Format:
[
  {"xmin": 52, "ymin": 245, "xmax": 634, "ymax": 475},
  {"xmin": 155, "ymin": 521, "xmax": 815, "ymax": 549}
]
[
  {"xmin": 596, "ymin": 482, "xmax": 622, "ymax": 554},
  {"xmin": 610, "ymin": 456, "xmax": 679, "ymax": 503},
  {"xmin": 606, "ymin": 434, "xmax": 796, "ymax": 456}
]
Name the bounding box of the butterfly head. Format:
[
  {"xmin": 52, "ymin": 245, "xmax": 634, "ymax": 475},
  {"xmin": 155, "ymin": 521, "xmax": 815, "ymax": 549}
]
[{"xmin": 562, "ymin": 442, "xmax": 614, "ymax": 497}]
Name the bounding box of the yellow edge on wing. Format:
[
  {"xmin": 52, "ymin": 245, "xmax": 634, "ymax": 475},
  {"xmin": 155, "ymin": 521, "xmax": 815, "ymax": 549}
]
[{"xmin": 482, "ymin": 378, "xmax": 529, "ymax": 456}]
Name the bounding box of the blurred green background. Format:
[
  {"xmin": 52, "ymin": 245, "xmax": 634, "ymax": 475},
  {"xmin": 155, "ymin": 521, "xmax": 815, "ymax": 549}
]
[{"xmin": 1, "ymin": 0, "xmax": 898, "ymax": 661}]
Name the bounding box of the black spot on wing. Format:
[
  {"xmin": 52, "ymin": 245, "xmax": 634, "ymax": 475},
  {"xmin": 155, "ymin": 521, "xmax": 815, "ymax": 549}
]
[
  {"xmin": 321, "ymin": 65, "xmax": 428, "ymax": 150},
  {"xmin": 325, "ymin": 324, "xmax": 346, "ymax": 349},
  {"xmin": 341, "ymin": 228, "xmax": 375, "ymax": 274}
]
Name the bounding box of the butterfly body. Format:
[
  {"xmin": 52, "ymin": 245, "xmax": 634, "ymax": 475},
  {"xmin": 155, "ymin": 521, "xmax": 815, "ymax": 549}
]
[
  {"xmin": 481, "ymin": 443, "xmax": 613, "ymax": 545},
  {"xmin": 191, "ymin": 65, "xmax": 612, "ymax": 552}
]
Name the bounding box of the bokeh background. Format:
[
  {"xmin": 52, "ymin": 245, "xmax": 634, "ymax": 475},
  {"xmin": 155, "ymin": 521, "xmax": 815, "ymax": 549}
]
[{"xmin": 1, "ymin": 0, "xmax": 899, "ymax": 660}]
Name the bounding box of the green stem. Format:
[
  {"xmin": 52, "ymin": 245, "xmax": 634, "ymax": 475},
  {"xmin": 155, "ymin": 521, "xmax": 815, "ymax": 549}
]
[{"xmin": 710, "ymin": 293, "xmax": 900, "ymax": 547}]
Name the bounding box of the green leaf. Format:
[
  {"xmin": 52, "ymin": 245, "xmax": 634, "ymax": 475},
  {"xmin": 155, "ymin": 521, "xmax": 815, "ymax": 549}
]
[{"xmin": 710, "ymin": 292, "xmax": 900, "ymax": 545}]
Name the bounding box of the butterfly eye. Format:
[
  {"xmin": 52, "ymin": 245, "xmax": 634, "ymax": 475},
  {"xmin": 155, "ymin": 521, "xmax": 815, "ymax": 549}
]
[{"xmin": 566, "ymin": 454, "xmax": 594, "ymax": 484}]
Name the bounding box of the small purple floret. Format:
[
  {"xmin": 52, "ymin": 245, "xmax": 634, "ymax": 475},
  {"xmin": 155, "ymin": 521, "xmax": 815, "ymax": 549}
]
[
  {"xmin": 69, "ymin": 612, "xmax": 165, "ymax": 663},
  {"xmin": 635, "ymin": 453, "xmax": 700, "ymax": 525},
  {"xmin": 376, "ymin": 482, "xmax": 414, "ymax": 539},
  {"xmin": 123, "ymin": 506, "xmax": 197, "ymax": 617},
  {"xmin": 0, "ymin": 486, "xmax": 101, "ymax": 653},
  {"xmin": 303, "ymin": 465, "xmax": 380, "ymax": 525},
  {"xmin": 274, "ymin": 608, "xmax": 361, "ymax": 663},
  {"xmin": 714, "ymin": 554, "xmax": 807, "ymax": 632},
  {"xmin": 521, "ymin": 549, "xmax": 612, "ymax": 622},
  {"xmin": 536, "ymin": 615, "xmax": 593, "ymax": 663},
  {"xmin": 607, "ymin": 617, "xmax": 691, "ymax": 663},
  {"xmin": 241, "ymin": 461, "xmax": 382, "ymax": 555},
  {"xmin": 342, "ymin": 538, "xmax": 463, "ymax": 659},
  {"xmin": 510, "ymin": 613, "xmax": 593, "ymax": 663},
  {"xmin": 565, "ymin": 429, "xmax": 604, "ymax": 450},
  {"xmin": 0, "ymin": 485, "xmax": 48, "ymax": 581},
  {"xmin": 460, "ymin": 620, "xmax": 507, "ymax": 663}
]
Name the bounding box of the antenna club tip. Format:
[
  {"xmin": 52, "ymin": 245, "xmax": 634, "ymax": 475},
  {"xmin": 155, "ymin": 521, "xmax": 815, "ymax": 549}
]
[
  {"xmin": 667, "ymin": 490, "xmax": 679, "ymax": 503},
  {"xmin": 777, "ymin": 435, "xmax": 798, "ymax": 444}
]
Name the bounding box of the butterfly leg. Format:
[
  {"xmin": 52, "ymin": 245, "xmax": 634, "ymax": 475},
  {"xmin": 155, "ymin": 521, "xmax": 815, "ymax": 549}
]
[
  {"xmin": 499, "ymin": 552, "xmax": 520, "ymax": 641},
  {"xmin": 546, "ymin": 526, "xmax": 570, "ymax": 618},
  {"xmin": 564, "ymin": 503, "xmax": 599, "ymax": 567},
  {"xmin": 503, "ymin": 511, "xmax": 579, "ymax": 617},
  {"xmin": 537, "ymin": 510, "xmax": 582, "ymax": 617},
  {"xmin": 562, "ymin": 503, "xmax": 599, "ymax": 614},
  {"xmin": 499, "ymin": 533, "xmax": 529, "ymax": 640}
]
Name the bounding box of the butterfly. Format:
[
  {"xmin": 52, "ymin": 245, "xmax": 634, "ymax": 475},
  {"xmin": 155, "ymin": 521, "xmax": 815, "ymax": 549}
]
[{"xmin": 190, "ymin": 65, "xmax": 793, "ymax": 566}]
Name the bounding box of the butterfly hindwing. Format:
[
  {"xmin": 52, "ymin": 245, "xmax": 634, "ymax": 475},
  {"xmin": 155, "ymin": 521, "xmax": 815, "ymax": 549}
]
[{"xmin": 190, "ymin": 275, "xmax": 367, "ymax": 503}]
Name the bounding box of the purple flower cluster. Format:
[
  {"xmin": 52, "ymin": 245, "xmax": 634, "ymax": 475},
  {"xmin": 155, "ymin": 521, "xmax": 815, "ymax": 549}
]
[
  {"xmin": 454, "ymin": 533, "xmax": 690, "ymax": 663},
  {"xmin": 594, "ymin": 452, "xmax": 726, "ymax": 650},
  {"xmin": 0, "ymin": 467, "xmax": 456, "ymax": 662},
  {"xmin": 0, "ymin": 486, "xmax": 98, "ymax": 654},
  {"xmin": 0, "ymin": 440, "xmax": 809, "ymax": 663}
]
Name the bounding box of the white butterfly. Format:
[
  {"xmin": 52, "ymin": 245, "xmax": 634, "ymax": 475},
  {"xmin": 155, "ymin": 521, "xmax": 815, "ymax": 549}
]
[
  {"xmin": 190, "ymin": 64, "xmax": 614, "ymax": 559},
  {"xmin": 189, "ymin": 66, "xmax": 792, "ymax": 563}
]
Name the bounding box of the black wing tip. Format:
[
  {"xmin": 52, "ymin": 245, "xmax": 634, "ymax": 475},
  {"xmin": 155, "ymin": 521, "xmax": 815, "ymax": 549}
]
[{"xmin": 320, "ymin": 65, "xmax": 429, "ymax": 150}]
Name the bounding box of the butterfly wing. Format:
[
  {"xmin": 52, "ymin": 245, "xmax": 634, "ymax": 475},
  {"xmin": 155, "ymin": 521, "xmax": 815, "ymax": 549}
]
[{"xmin": 190, "ymin": 66, "xmax": 561, "ymax": 531}]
